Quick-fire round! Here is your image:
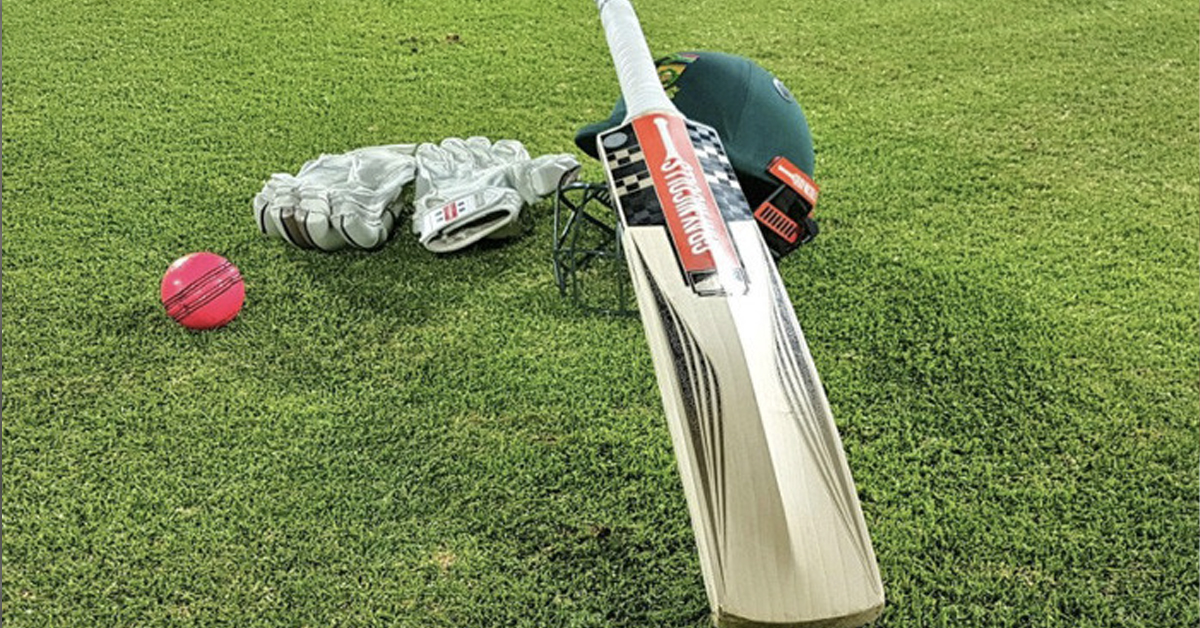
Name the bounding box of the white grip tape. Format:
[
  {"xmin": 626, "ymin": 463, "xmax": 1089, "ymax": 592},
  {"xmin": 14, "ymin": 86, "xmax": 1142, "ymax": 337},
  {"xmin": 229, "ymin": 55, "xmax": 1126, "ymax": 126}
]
[{"xmin": 596, "ymin": 0, "xmax": 677, "ymax": 118}]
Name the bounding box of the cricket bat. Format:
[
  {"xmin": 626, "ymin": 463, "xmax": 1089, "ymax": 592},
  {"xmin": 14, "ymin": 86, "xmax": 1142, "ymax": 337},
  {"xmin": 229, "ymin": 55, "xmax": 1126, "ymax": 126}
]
[{"xmin": 592, "ymin": 1, "xmax": 885, "ymax": 626}]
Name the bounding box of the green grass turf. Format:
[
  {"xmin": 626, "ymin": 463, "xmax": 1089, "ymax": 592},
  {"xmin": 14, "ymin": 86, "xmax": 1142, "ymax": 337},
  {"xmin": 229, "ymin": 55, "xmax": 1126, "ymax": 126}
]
[{"xmin": 3, "ymin": 0, "xmax": 1197, "ymax": 625}]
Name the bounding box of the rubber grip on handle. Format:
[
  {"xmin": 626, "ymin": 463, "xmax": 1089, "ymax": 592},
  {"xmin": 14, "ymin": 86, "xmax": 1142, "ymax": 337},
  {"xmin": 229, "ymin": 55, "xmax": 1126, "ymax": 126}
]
[{"xmin": 596, "ymin": 0, "xmax": 677, "ymax": 119}]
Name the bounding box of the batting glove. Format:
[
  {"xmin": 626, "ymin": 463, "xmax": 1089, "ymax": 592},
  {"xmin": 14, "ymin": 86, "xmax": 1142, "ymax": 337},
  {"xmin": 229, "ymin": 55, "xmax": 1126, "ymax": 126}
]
[
  {"xmin": 412, "ymin": 137, "xmax": 578, "ymax": 253},
  {"xmin": 254, "ymin": 144, "xmax": 418, "ymax": 251}
]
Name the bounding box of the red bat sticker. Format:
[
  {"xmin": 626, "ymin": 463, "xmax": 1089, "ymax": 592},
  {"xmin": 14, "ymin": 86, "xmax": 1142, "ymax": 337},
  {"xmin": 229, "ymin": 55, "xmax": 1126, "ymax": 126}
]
[{"xmin": 633, "ymin": 114, "xmax": 743, "ymax": 290}]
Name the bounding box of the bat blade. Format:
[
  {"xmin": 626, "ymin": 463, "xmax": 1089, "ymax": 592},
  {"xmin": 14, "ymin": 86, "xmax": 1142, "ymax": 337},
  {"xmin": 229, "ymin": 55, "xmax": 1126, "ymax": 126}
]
[{"xmin": 593, "ymin": 2, "xmax": 884, "ymax": 626}]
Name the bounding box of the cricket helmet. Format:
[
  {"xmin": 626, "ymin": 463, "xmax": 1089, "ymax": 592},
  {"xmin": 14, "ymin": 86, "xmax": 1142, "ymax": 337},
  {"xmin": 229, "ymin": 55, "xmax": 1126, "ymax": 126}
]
[{"xmin": 575, "ymin": 51, "xmax": 821, "ymax": 258}]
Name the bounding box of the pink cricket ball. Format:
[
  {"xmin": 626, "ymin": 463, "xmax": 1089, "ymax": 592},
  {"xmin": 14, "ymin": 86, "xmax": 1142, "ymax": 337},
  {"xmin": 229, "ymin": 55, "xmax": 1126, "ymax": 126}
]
[{"xmin": 160, "ymin": 252, "xmax": 245, "ymax": 330}]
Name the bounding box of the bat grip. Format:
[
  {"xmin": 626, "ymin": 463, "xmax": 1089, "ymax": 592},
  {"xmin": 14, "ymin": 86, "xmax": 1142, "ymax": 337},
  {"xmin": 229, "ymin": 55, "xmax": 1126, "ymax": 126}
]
[{"xmin": 596, "ymin": 0, "xmax": 677, "ymax": 119}]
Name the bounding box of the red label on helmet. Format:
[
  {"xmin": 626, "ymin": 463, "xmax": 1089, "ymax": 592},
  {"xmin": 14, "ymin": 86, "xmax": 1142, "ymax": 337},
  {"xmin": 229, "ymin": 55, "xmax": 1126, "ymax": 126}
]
[
  {"xmin": 754, "ymin": 201, "xmax": 801, "ymax": 244},
  {"xmin": 768, "ymin": 156, "xmax": 819, "ymax": 207},
  {"xmin": 632, "ymin": 114, "xmax": 743, "ymax": 289}
]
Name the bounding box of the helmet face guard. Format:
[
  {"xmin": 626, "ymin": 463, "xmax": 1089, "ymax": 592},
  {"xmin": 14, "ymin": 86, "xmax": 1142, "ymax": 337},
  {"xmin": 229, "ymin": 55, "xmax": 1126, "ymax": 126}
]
[{"xmin": 552, "ymin": 179, "xmax": 636, "ymax": 317}]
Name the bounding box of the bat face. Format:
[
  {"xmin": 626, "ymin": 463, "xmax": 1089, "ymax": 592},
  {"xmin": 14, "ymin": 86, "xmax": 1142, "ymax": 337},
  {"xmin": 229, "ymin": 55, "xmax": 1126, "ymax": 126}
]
[
  {"xmin": 592, "ymin": 3, "xmax": 882, "ymax": 624},
  {"xmin": 598, "ymin": 113, "xmax": 885, "ymax": 627},
  {"xmin": 598, "ymin": 113, "xmax": 751, "ymax": 296}
]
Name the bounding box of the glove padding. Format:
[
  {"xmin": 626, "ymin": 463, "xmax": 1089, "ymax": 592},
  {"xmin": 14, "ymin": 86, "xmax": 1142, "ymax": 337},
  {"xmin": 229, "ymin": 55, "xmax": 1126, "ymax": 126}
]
[
  {"xmin": 412, "ymin": 137, "xmax": 578, "ymax": 253},
  {"xmin": 255, "ymin": 145, "xmax": 417, "ymax": 251}
]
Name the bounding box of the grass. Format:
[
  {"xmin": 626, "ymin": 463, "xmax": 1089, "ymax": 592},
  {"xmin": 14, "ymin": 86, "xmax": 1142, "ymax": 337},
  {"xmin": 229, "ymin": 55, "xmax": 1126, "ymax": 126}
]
[{"xmin": 3, "ymin": 0, "xmax": 1197, "ymax": 626}]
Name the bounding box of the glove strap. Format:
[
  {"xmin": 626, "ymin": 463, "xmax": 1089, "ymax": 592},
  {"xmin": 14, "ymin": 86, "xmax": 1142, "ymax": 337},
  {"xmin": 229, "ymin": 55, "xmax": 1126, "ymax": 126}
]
[{"xmin": 417, "ymin": 188, "xmax": 523, "ymax": 253}]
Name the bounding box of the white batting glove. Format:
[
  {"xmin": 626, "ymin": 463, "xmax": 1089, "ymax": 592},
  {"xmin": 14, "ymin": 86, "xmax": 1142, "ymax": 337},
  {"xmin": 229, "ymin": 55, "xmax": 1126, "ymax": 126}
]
[
  {"xmin": 255, "ymin": 144, "xmax": 418, "ymax": 251},
  {"xmin": 412, "ymin": 137, "xmax": 578, "ymax": 253}
]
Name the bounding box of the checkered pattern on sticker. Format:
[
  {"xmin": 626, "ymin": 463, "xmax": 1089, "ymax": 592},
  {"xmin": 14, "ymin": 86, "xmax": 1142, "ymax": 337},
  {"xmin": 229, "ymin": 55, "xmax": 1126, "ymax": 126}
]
[
  {"xmin": 620, "ymin": 186, "xmax": 667, "ymax": 226},
  {"xmin": 687, "ymin": 120, "xmax": 752, "ymax": 222},
  {"xmin": 605, "ymin": 146, "xmax": 645, "ymax": 170},
  {"xmin": 688, "ymin": 124, "xmax": 728, "ymax": 159},
  {"xmin": 704, "ymin": 167, "xmax": 738, "ymax": 190},
  {"xmin": 612, "ymin": 170, "xmax": 655, "ymax": 196},
  {"xmin": 691, "ymin": 143, "xmax": 728, "ymax": 168},
  {"xmin": 599, "ymin": 122, "xmax": 665, "ymax": 227}
]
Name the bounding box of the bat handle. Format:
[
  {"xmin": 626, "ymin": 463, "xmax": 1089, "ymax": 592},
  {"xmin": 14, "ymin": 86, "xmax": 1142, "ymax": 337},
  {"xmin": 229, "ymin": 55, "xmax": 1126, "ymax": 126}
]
[{"xmin": 596, "ymin": 0, "xmax": 677, "ymax": 118}]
